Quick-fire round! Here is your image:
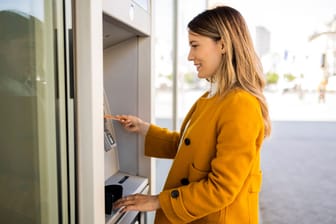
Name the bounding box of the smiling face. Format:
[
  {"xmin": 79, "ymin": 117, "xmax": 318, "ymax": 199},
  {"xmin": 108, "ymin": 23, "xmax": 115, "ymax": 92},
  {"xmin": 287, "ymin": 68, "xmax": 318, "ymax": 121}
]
[{"xmin": 188, "ymin": 31, "xmax": 223, "ymax": 79}]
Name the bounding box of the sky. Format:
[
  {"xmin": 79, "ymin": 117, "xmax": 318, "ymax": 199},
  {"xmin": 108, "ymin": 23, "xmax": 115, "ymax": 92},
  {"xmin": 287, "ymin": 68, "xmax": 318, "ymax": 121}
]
[{"xmin": 209, "ymin": 0, "xmax": 336, "ymax": 52}]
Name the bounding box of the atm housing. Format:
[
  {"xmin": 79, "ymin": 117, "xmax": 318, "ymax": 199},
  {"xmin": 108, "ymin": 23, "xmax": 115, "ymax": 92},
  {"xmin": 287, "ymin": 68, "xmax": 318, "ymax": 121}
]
[{"xmin": 102, "ymin": 1, "xmax": 152, "ymax": 223}]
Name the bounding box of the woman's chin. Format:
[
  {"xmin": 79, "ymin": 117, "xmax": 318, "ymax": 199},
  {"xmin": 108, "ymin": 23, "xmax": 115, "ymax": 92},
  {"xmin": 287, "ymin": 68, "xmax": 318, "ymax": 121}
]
[{"xmin": 197, "ymin": 73, "xmax": 209, "ymax": 79}]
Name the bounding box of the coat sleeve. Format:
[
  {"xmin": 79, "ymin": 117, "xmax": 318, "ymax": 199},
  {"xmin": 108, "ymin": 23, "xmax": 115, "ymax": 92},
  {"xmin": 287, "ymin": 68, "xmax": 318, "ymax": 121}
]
[
  {"xmin": 144, "ymin": 124, "xmax": 180, "ymax": 159},
  {"xmin": 158, "ymin": 92, "xmax": 264, "ymax": 223}
]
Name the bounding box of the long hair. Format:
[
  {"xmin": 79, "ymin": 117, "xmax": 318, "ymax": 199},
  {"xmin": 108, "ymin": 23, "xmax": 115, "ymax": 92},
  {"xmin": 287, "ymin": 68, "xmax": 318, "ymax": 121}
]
[{"xmin": 188, "ymin": 6, "xmax": 271, "ymax": 137}]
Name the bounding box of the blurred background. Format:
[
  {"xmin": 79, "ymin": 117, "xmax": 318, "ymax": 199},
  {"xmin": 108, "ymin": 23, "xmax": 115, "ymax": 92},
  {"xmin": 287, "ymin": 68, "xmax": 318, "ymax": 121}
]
[{"xmin": 153, "ymin": 0, "xmax": 336, "ymax": 122}]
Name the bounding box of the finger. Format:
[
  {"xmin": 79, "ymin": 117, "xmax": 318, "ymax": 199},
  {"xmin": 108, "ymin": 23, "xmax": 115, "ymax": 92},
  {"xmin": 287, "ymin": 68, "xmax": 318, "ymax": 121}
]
[
  {"xmin": 113, "ymin": 196, "xmax": 133, "ymax": 208},
  {"xmin": 126, "ymin": 124, "xmax": 135, "ymax": 129},
  {"xmin": 120, "ymin": 205, "xmax": 134, "ymax": 213},
  {"xmin": 118, "ymin": 118, "xmax": 128, "ymax": 124},
  {"xmin": 119, "ymin": 205, "xmax": 135, "ymax": 213},
  {"xmin": 120, "ymin": 121, "xmax": 131, "ymax": 129},
  {"xmin": 115, "ymin": 115, "xmax": 128, "ymax": 122}
]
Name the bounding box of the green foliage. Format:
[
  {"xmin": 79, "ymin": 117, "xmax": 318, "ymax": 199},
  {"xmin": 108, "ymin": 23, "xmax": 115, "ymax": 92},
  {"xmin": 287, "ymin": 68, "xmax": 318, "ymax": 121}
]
[
  {"xmin": 183, "ymin": 72, "xmax": 195, "ymax": 84},
  {"xmin": 283, "ymin": 73, "xmax": 296, "ymax": 82},
  {"xmin": 266, "ymin": 72, "xmax": 279, "ymax": 84},
  {"xmin": 166, "ymin": 74, "xmax": 173, "ymax": 81}
]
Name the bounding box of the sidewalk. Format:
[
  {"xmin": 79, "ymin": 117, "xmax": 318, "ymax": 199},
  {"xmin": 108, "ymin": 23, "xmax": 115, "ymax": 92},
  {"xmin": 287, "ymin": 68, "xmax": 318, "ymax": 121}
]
[
  {"xmin": 260, "ymin": 121, "xmax": 336, "ymax": 224},
  {"xmin": 260, "ymin": 91, "xmax": 336, "ymax": 224}
]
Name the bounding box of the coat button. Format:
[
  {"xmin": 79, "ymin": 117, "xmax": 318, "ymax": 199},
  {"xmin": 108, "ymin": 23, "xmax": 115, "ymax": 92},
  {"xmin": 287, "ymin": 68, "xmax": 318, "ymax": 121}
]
[
  {"xmin": 171, "ymin": 190, "xmax": 179, "ymax": 198},
  {"xmin": 184, "ymin": 138, "xmax": 191, "ymax": 145},
  {"xmin": 180, "ymin": 178, "xmax": 189, "ymax": 185}
]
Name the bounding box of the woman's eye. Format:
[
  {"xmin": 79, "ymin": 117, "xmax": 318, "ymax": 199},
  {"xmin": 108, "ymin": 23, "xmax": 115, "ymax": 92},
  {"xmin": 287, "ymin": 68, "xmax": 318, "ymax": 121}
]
[{"xmin": 191, "ymin": 45, "xmax": 198, "ymax": 48}]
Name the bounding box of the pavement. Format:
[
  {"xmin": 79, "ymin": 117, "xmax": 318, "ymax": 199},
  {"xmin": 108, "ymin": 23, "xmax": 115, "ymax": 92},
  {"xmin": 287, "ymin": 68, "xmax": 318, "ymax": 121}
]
[
  {"xmin": 260, "ymin": 91, "xmax": 336, "ymax": 224},
  {"xmin": 260, "ymin": 121, "xmax": 336, "ymax": 224}
]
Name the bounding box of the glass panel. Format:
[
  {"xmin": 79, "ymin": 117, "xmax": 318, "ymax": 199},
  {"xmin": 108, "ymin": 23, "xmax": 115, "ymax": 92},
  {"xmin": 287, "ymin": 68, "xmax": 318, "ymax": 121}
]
[
  {"xmin": 154, "ymin": 0, "xmax": 174, "ymax": 129},
  {"xmin": 0, "ymin": 1, "xmax": 60, "ymax": 223},
  {"xmin": 153, "ymin": 0, "xmax": 207, "ymax": 208},
  {"xmin": 176, "ymin": 1, "xmax": 207, "ymax": 126},
  {"xmin": 152, "ymin": 1, "xmax": 175, "ymax": 222},
  {"xmin": 153, "ymin": 4, "xmax": 174, "ymax": 222}
]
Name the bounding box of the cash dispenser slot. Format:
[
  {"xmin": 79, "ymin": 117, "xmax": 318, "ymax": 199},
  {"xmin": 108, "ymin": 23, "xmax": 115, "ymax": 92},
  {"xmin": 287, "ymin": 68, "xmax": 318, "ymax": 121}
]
[{"xmin": 105, "ymin": 173, "xmax": 149, "ymax": 223}]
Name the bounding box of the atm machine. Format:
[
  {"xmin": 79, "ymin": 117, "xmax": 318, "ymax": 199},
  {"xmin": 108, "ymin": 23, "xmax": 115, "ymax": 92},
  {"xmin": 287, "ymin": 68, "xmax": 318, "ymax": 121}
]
[
  {"xmin": 75, "ymin": 0, "xmax": 152, "ymax": 223},
  {"xmin": 102, "ymin": 1, "xmax": 152, "ymax": 223}
]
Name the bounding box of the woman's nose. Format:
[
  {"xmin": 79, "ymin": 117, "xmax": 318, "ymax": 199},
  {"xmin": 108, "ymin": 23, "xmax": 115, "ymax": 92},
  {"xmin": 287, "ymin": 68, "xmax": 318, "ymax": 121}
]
[{"xmin": 187, "ymin": 50, "xmax": 193, "ymax": 61}]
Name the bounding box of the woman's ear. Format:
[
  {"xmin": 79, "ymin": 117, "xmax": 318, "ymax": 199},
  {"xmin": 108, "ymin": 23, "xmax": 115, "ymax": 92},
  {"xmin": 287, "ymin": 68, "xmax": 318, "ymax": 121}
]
[{"xmin": 220, "ymin": 40, "xmax": 225, "ymax": 54}]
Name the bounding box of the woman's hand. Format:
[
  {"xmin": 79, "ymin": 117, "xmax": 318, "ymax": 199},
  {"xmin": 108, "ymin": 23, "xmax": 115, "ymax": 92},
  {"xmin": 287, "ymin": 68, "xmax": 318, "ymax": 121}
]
[
  {"xmin": 113, "ymin": 194, "xmax": 160, "ymax": 213},
  {"xmin": 116, "ymin": 115, "xmax": 150, "ymax": 135}
]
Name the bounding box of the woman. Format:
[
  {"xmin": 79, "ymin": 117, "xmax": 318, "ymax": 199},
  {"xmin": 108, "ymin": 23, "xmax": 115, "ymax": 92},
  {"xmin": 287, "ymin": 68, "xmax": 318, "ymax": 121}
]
[{"xmin": 114, "ymin": 5, "xmax": 271, "ymax": 224}]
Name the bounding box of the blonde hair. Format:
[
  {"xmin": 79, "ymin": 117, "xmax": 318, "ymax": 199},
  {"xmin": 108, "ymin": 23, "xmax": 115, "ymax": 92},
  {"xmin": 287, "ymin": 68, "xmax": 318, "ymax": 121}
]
[{"xmin": 188, "ymin": 6, "xmax": 271, "ymax": 137}]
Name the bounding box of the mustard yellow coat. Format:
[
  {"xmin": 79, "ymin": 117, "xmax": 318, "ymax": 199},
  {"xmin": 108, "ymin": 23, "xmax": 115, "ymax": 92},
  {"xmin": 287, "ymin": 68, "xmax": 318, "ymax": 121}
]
[{"xmin": 145, "ymin": 89, "xmax": 265, "ymax": 224}]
